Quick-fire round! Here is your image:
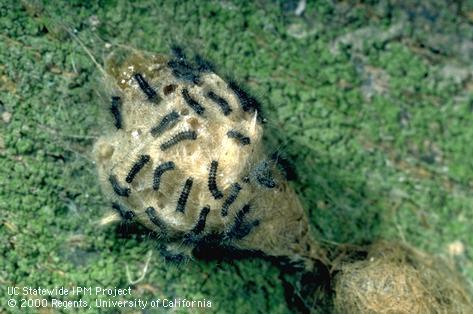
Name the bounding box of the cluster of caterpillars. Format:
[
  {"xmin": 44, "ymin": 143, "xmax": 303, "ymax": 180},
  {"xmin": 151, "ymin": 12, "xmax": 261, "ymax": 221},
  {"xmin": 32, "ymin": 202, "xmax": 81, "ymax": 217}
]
[{"xmin": 105, "ymin": 47, "xmax": 283, "ymax": 262}]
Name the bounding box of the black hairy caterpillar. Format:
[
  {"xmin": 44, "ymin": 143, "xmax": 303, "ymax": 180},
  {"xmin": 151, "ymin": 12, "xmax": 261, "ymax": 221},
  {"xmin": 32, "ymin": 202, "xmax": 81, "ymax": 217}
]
[
  {"xmin": 183, "ymin": 205, "xmax": 211, "ymax": 244},
  {"xmin": 110, "ymin": 96, "xmax": 122, "ymax": 129},
  {"xmin": 227, "ymin": 130, "xmax": 251, "ymax": 145},
  {"xmin": 176, "ymin": 177, "xmax": 193, "ymax": 213},
  {"xmin": 182, "ymin": 88, "xmax": 205, "ymax": 115},
  {"xmin": 125, "ymin": 155, "xmax": 151, "ymax": 184},
  {"xmin": 109, "ymin": 174, "xmax": 130, "ymax": 197},
  {"xmin": 206, "ymin": 91, "xmax": 232, "ymax": 116},
  {"xmin": 150, "ymin": 111, "xmax": 180, "ymax": 137},
  {"xmin": 221, "ymin": 183, "xmax": 242, "ymax": 216},
  {"xmin": 152, "ymin": 161, "xmax": 176, "ymax": 191},
  {"xmin": 168, "ymin": 47, "xmax": 200, "ymax": 84},
  {"xmin": 208, "ymin": 160, "xmax": 224, "ymax": 199},
  {"xmin": 168, "ymin": 46, "xmax": 213, "ymax": 83},
  {"xmin": 160, "ymin": 130, "xmax": 197, "ymax": 151},
  {"xmin": 228, "ymin": 81, "xmax": 263, "ymax": 121},
  {"xmin": 191, "ymin": 205, "xmax": 210, "ymax": 235},
  {"xmin": 226, "ymin": 203, "xmax": 259, "ymax": 240},
  {"xmin": 133, "ymin": 73, "xmax": 158, "ymax": 101},
  {"xmin": 145, "ymin": 206, "xmax": 167, "ymax": 231},
  {"xmin": 168, "ymin": 59, "xmax": 200, "ymax": 84},
  {"xmin": 112, "ymin": 202, "xmax": 135, "ymax": 220},
  {"xmin": 252, "ymin": 160, "xmax": 276, "ymax": 188}
]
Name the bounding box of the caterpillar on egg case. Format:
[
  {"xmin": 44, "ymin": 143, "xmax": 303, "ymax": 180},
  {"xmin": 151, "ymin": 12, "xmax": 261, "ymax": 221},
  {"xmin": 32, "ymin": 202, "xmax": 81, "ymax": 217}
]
[{"xmin": 93, "ymin": 45, "xmax": 329, "ymax": 280}]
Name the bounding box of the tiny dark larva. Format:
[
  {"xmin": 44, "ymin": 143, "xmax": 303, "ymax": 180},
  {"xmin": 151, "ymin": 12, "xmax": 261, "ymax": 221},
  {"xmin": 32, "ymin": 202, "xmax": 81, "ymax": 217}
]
[
  {"xmin": 206, "ymin": 91, "xmax": 232, "ymax": 116},
  {"xmin": 182, "ymin": 88, "xmax": 205, "ymax": 115},
  {"xmin": 227, "ymin": 130, "xmax": 251, "ymax": 145},
  {"xmin": 110, "ymin": 96, "xmax": 122, "ymax": 129},
  {"xmin": 160, "ymin": 130, "xmax": 197, "ymax": 151},
  {"xmin": 191, "ymin": 205, "xmax": 211, "ymax": 235},
  {"xmin": 228, "ymin": 81, "xmax": 263, "ymax": 119},
  {"xmin": 221, "ymin": 182, "xmax": 242, "ymax": 216},
  {"xmin": 133, "ymin": 73, "xmax": 158, "ymax": 101},
  {"xmin": 125, "ymin": 154, "xmax": 151, "ymax": 184},
  {"xmin": 145, "ymin": 206, "xmax": 168, "ymax": 231},
  {"xmin": 168, "ymin": 59, "xmax": 200, "ymax": 84},
  {"xmin": 176, "ymin": 177, "xmax": 194, "ymax": 213},
  {"xmin": 150, "ymin": 111, "xmax": 180, "ymax": 137},
  {"xmin": 109, "ymin": 174, "xmax": 130, "ymax": 197},
  {"xmin": 152, "ymin": 161, "xmax": 176, "ymax": 191},
  {"xmin": 208, "ymin": 160, "xmax": 223, "ymax": 199},
  {"xmin": 226, "ymin": 203, "xmax": 260, "ymax": 240},
  {"xmin": 112, "ymin": 202, "xmax": 135, "ymax": 220}
]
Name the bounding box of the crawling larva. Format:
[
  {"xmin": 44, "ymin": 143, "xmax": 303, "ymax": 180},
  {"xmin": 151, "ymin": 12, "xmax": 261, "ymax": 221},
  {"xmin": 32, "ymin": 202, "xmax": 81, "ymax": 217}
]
[
  {"xmin": 125, "ymin": 154, "xmax": 150, "ymax": 183},
  {"xmin": 227, "ymin": 129, "xmax": 251, "ymax": 145},
  {"xmin": 160, "ymin": 130, "xmax": 197, "ymax": 151},
  {"xmin": 206, "ymin": 91, "xmax": 232, "ymax": 116},
  {"xmin": 152, "ymin": 161, "xmax": 175, "ymax": 191},
  {"xmin": 220, "ymin": 183, "xmax": 242, "ymax": 217},
  {"xmin": 112, "ymin": 202, "xmax": 134, "ymax": 221},
  {"xmin": 150, "ymin": 111, "xmax": 180, "ymax": 137},
  {"xmin": 108, "ymin": 174, "xmax": 130, "ymax": 197},
  {"xmin": 133, "ymin": 73, "xmax": 158, "ymax": 101},
  {"xmin": 208, "ymin": 160, "xmax": 224, "ymax": 199},
  {"xmin": 93, "ymin": 47, "xmax": 327, "ymax": 272},
  {"xmin": 182, "ymin": 88, "xmax": 205, "ymax": 115},
  {"xmin": 176, "ymin": 177, "xmax": 193, "ymax": 213}
]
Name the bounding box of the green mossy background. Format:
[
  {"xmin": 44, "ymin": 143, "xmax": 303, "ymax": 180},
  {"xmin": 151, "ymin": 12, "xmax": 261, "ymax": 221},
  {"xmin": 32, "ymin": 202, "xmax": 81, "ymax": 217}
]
[{"xmin": 1, "ymin": 0, "xmax": 472, "ymax": 313}]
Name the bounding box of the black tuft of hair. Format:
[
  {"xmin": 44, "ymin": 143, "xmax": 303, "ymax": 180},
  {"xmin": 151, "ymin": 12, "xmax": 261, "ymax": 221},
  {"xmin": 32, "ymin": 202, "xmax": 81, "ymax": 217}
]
[
  {"xmin": 170, "ymin": 45, "xmax": 187, "ymax": 61},
  {"xmin": 271, "ymin": 152, "xmax": 298, "ymax": 181},
  {"xmin": 194, "ymin": 54, "xmax": 215, "ymax": 73}
]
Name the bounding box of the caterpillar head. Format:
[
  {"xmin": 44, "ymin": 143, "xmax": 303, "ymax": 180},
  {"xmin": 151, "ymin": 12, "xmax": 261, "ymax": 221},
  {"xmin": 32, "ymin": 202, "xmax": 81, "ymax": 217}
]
[{"xmin": 94, "ymin": 48, "xmax": 326, "ymax": 271}]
